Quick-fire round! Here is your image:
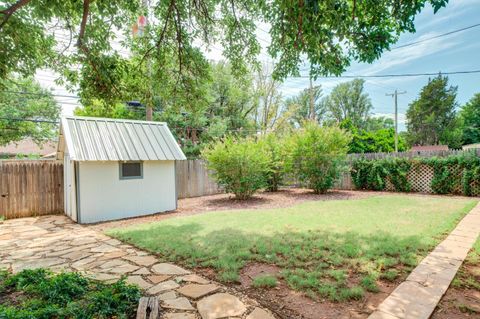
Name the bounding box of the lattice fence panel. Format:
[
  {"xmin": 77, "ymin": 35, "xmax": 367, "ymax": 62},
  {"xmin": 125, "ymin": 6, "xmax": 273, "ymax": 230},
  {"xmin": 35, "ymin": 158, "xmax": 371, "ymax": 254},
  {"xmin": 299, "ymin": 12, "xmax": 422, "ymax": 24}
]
[
  {"xmin": 448, "ymin": 164, "xmax": 465, "ymax": 195},
  {"xmin": 407, "ymin": 164, "xmax": 434, "ymax": 193},
  {"xmin": 470, "ymin": 179, "xmax": 480, "ymax": 196}
]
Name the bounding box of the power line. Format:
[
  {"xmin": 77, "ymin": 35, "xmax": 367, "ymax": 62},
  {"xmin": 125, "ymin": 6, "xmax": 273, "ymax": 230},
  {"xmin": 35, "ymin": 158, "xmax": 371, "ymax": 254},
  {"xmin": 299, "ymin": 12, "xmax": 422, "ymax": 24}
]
[
  {"xmin": 290, "ymin": 69, "xmax": 480, "ymax": 79},
  {"xmin": 0, "ymin": 90, "xmax": 80, "ymax": 99},
  {"xmin": 391, "ymin": 23, "xmax": 480, "ymax": 50},
  {"xmin": 0, "ymin": 117, "xmax": 59, "ymax": 124}
]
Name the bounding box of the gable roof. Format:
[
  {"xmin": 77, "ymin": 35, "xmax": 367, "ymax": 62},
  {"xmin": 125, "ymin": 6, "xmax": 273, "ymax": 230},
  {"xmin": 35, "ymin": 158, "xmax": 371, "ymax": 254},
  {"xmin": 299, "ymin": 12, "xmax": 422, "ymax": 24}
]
[
  {"xmin": 58, "ymin": 116, "xmax": 186, "ymax": 161},
  {"xmin": 0, "ymin": 139, "xmax": 56, "ymax": 157}
]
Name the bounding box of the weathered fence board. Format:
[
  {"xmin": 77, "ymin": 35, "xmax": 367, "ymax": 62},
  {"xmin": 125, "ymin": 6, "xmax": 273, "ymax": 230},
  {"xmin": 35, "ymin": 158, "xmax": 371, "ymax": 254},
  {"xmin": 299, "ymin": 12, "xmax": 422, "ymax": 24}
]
[
  {"xmin": 0, "ymin": 161, "xmax": 63, "ymax": 219},
  {"xmin": 175, "ymin": 160, "xmax": 222, "ymax": 198},
  {"xmin": 346, "ymin": 149, "xmax": 480, "ymax": 161}
]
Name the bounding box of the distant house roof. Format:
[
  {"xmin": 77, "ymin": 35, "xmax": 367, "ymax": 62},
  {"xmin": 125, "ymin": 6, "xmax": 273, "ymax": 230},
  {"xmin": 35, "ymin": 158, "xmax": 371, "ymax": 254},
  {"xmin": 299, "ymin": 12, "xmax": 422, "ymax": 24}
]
[
  {"xmin": 410, "ymin": 145, "xmax": 449, "ymax": 152},
  {"xmin": 462, "ymin": 143, "xmax": 480, "ymax": 150},
  {"xmin": 58, "ymin": 116, "xmax": 186, "ymax": 161},
  {"xmin": 0, "ymin": 139, "xmax": 57, "ymax": 157}
]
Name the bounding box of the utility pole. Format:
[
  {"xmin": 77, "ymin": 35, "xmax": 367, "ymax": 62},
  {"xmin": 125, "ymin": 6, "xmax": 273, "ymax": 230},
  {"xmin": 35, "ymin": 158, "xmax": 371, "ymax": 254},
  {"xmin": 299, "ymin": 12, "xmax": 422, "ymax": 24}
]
[
  {"xmin": 386, "ymin": 89, "xmax": 406, "ymax": 152},
  {"xmin": 142, "ymin": 0, "xmax": 153, "ymax": 121},
  {"xmin": 309, "ymin": 76, "xmax": 315, "ymax": 121}
]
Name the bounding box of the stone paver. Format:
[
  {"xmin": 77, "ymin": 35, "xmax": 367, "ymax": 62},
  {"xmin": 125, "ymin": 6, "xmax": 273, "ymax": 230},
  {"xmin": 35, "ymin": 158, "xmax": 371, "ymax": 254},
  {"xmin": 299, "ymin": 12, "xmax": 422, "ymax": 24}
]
[
  {"xmin": 149, "ymin": 274, "xmax": 172, "ymax": 283},
  {"xmin": 148, "ymin": 280, "xmax": 180, "ymax": 295},
  {"xmin": 126, "ymin": 275, "xmax": 153, "ymax": 289},
  {"xmin": 177, "ymin": 283, "xmax": 220, "ymax": 299},
  {"xmin": 164, "ymin": 313, "xmax": 196, "ymax": 319},
  {"xmin": 246, "ymin": 307, "xmax": 276, "ymax": 319},
  {"xmin": 0, "ymin": 215, "xmax": 277, "ymax": 319},
  {"xmin": 177, "ymin": 274, "xmax": 210, "ymax": 284},
  {"xmin": 162, "ymin": 297, "xmax": 195, "ymax": 310},
  {"xmin": 368, "ymin": 202, "xmax": 480, "ymax": 319},
  {"xmin": 197, "ymin": 293, "xmax": 247, "ymax": 319},
  {"xmin": 152, "ymin": 263, "xmax": 191, "ymax": 275}
]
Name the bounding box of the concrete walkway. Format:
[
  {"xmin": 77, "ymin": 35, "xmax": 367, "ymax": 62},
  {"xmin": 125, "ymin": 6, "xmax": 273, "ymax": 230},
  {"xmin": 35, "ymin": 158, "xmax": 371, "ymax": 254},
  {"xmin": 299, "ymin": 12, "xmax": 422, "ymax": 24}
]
[
  {"xmin": 0, "ymin": 216, "xmax": 275, "ymax": 319},
  {"xmin": 369, "ymin": 202, "xmax": 480, "ymax": 319}
]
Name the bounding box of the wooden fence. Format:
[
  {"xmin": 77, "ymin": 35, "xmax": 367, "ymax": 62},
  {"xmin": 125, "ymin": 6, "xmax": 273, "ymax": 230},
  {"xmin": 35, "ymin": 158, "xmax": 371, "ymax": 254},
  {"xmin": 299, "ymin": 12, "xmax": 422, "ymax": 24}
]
[
  {"xmin": 176, "ymin": 160, "xmax": 222, "ymax": 198},
  {"xmin": 346, "ymin": 149, "xmax": 480, "ymax": 161},
  {"xmin": 1, "ymin": 150, "xmax": 478, "ymax": 219},
  {"xmin": 0, "ymin": 161, "xmax": 64, "ymax": 219}
]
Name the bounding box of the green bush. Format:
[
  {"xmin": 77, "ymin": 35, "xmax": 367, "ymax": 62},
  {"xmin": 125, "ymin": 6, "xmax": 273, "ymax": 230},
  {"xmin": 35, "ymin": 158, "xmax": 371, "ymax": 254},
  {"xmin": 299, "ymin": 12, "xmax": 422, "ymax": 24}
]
[
  {"xmin": 286, "ymin": 123, "xmax": 351, "ymax": 194},
  {"xmin": 202, "ymin": 136, "xmax": 270, "ymax": 199},
  {"xmin": 351, "ymin": 157, "xmax": 412, "ymax": 192},
  {"xmin": 0, "ymin": 269, "xmax": 140, "ymax": 319},
  {"xmin": 350, "ymin": 152, "xmax": 480, "ymax": 196},
  {"xmin": 258, "ymin": 133, "xmax": 286, "ymax": 192}
]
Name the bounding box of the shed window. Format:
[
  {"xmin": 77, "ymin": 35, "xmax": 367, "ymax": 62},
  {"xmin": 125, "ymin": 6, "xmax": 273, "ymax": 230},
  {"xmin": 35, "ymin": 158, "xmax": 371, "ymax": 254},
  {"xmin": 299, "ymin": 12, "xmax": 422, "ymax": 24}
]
[{"xmin": 120, "ymin": 162, "xmax": 143, "ymax": 179}]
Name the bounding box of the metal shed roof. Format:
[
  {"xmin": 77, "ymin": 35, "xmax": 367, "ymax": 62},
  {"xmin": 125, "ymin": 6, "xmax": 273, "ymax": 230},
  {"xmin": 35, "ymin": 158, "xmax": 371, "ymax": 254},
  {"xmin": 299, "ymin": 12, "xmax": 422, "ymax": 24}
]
[{"xmin": 60, "ymin": 116, "xmax": 186, "ymax": 161}]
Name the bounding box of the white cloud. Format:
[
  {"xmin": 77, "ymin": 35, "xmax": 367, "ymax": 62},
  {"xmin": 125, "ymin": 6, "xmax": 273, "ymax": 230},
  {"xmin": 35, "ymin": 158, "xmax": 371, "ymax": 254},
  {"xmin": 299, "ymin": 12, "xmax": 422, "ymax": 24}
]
[{"xmin": 352, "ymin": 33, "xmax": 459, "ymax": 76}]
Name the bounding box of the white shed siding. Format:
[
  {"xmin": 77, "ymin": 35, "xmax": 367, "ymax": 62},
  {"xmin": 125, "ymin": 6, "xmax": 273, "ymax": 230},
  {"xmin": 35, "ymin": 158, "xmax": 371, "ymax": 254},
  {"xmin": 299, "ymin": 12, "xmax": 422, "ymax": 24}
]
[{"xmin": 77, "ymin": 161, "xmax": 176, "ymax": 223}]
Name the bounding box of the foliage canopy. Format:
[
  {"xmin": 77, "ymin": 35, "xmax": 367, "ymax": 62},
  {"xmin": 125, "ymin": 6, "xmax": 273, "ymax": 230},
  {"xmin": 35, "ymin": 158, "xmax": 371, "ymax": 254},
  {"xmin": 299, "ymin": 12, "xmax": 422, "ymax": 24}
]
[{"xmin": 0, "ymin": 77, "xmax": 60, "ymax": 146}]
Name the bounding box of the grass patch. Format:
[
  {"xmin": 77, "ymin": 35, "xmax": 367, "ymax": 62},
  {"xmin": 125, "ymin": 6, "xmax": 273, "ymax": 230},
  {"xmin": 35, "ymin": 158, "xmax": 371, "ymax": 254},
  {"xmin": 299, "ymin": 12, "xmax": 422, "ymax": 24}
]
[
  {"xmin": 0, "ymin": 269, "xmax": 140, "ymax": 318},
  {"xmin": 108, "ymin": 194, "xmax": 476, "ymax": 302},
  {"xmin": 252, "ymin": 275, "xmax": 277, "ymax": 288},
  {"xmin": 451, "ymin": 238, "xmax": 480, "ymax": 290}
]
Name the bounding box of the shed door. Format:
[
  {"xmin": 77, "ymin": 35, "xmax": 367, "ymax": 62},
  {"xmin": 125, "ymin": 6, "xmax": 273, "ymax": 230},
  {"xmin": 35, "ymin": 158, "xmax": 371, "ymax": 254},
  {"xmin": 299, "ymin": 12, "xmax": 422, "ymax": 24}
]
[{"xmin": 64, "ymin": 155, "xmax": 77, "ymax": 221}]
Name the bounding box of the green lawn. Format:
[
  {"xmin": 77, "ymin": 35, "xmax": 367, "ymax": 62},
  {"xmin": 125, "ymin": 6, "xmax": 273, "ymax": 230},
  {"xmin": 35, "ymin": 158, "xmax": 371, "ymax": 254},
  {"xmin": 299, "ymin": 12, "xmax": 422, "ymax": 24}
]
[{"xmin": 108, "ymin": 195, "xmax": 477, "ymax": 302}]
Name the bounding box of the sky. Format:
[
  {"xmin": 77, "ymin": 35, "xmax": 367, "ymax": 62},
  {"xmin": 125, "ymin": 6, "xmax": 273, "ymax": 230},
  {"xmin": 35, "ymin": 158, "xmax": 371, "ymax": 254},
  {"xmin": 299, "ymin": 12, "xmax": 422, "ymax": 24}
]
[{"xmin": 38, "ymin": 0, "xmax": 480, "ymax": 131}]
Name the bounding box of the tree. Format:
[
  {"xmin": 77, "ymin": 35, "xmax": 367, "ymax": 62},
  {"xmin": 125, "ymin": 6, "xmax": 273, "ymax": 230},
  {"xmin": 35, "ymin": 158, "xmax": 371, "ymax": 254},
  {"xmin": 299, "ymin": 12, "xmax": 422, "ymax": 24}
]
[
  {"xmin": 324, "ymin": 79, "xmax": 372, "ymax": 128},
  {"xmin": 0, "ymin": 77, "xmax": 60, "ymax": 146},
  {"xmin": 460, "ymin": 93, "xmax": 480, "ymax": 145},
  {"xmin": 364, "ymin": 117, "xmax": 394, "ymax": 131},
  {"xmin": 340, "ymin": 118, "xmax": 405, "ymax": 153},
  {"xmin": 1, "ymin": 0, "xmax": 448, "ymax": 95},
  {"xmin": 349, "ymin": 128, "xmax": 407, "ymax": 154},
  {"xmin": 253, "ymin": 66, "xmax": 283, "ymax": 134},
  {"xmin": 283, "ymin": 85, "xmax": 326, "ymax": 127},
  {"xmin": 406, "ymin": 75, "xmax": 458, "ymax": 147}
]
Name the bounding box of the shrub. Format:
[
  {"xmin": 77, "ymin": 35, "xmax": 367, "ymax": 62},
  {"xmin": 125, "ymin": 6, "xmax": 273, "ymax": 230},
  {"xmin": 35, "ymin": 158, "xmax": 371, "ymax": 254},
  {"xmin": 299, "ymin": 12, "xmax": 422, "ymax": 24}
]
[
  {"xmin": 0, "ymin": 269, "xmax": 140, "ymax": 319},
  {"xmin": 351, "ymin": 157, "xmax": 412, "ymax": 192},
  {"xmin": 202, "ymin": 136, "xmax": 270, "ymax": 199},
  {"xmin": 286, "ymin": 123, "xmax": 351, "ymax": 194},
  {"xmin": 258, "ymin": 133, "xmax": 286, "ymax": 192},
  {"xmin": 350, "ymin": 152, "xmax": 480, "ymax": 196}
]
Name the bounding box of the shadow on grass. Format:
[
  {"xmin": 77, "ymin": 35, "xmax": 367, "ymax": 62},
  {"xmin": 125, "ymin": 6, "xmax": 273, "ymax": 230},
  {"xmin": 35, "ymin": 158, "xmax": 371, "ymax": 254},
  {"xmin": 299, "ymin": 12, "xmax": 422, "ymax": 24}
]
[{"xmin": 110, "ymin": 223, "xmax": 434, "ymax": 302}]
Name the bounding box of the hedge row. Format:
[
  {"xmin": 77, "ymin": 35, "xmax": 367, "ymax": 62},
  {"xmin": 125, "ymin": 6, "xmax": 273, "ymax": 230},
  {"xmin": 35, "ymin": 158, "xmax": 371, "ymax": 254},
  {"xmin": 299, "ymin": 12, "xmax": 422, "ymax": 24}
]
[{"xmin": 350, "ymin": 152, "xmax": 480, "ymax": 196}]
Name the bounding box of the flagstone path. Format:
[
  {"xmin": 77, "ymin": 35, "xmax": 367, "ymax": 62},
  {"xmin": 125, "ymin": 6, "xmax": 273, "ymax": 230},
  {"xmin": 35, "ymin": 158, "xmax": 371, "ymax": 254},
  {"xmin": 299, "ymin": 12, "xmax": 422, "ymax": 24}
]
[
  {"xmin": 368, "ymin": 202, "xmax": 480, "ymax": 319},
  {"xmin": 0, "ymin": 215, "xmax": 275, "ymax": 319}
]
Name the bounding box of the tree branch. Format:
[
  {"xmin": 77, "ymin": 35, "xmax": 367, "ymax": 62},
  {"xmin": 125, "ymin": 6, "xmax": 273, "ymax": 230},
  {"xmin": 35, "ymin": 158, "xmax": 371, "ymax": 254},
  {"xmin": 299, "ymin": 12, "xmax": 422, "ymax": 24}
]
[
  {"xmin": 136, "ymin": 0, "xmax": 175, "ymax": 69},
  {"xmin": 0, "ymin": 0, "xmax": 31, "ymax": 30},
  {"xmin": 76, "ymin": 0, "xmax": 90, "ymax": 47}
]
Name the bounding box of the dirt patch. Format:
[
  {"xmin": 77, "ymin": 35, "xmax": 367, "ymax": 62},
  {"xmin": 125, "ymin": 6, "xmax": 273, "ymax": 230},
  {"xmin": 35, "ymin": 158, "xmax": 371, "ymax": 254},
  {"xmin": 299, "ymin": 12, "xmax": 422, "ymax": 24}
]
[
  {"xmin": 91, "ymin": 189, "xmax": 375, "ymax": 231},
  {"xmin": 431, "ymin": 262, "xmax": 480, "ymax": 319},
  {"xmin": 233, "ymin": 263, "xmax": 399, "ymax": 319}
]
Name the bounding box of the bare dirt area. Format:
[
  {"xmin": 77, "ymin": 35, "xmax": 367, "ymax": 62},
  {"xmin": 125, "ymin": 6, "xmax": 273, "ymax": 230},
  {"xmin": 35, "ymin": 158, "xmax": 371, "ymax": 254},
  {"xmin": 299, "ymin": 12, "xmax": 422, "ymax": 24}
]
[
  {"xmin": 193, "ymin": 262, "xmax": 401, "ymax": 319},
  {"xmin": 431, "ymin": 262, "xmax": 480, "ymax": 319},
  {"xmin": 91, "ymin": 188, "xmax": 374, "ymax": 231}
]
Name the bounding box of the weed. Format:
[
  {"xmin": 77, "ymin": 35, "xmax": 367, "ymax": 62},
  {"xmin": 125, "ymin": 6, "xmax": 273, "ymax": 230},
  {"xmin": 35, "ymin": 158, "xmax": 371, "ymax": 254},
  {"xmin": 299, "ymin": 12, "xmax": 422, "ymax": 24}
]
[
  {"xmin": 380, "ymin": 269, "xmax": 398, "ymax": 281},
  {"xmin": 252, "ymin": 275, "xmax": 277, "ymax": 288},
  {"xmin": 360, "ymin": 275, "xmax": 379, "ymax": 292}
]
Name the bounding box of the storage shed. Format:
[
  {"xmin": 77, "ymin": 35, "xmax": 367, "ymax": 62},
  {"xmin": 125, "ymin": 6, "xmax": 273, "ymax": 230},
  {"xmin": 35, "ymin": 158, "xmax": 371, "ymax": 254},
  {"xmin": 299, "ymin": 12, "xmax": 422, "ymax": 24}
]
[{"xmin": 56, "ymin": 116, "xmax": 186, "ymax": 223}]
